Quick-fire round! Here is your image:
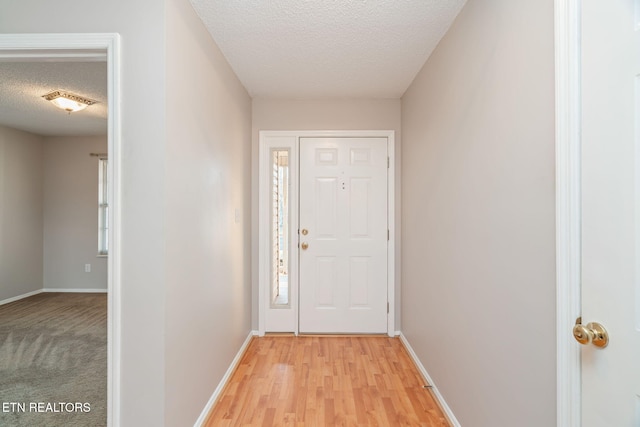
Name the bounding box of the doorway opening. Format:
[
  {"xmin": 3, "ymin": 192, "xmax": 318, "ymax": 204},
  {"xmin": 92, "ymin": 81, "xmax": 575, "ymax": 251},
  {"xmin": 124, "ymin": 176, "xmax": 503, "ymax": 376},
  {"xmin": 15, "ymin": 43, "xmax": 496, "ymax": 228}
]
[
  {"xmin": 258, "ymin": 131, "xmax": 396, "ymax": 336},
  {"xmin": 0, "ymin": 33, "xmax": 121, "ymax": 427}
]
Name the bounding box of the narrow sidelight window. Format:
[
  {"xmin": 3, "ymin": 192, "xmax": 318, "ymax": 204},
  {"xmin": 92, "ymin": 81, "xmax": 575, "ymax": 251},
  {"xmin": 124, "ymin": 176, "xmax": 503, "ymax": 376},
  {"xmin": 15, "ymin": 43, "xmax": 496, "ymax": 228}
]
[{"xmin": 271, "ymin": 150, "xmax": 289, "ymax": 307}]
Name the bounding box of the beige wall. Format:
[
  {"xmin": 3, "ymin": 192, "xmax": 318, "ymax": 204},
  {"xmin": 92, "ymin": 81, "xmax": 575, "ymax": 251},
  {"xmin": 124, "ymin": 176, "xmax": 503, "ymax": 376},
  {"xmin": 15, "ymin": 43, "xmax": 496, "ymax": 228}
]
[
  {"xmin": 164, "ymin": 0, "xmax": 252, "ymax": 425},
  {"xmin": 0, "ymin": 130, "xmax": 108, "ymax": 299},
  {"xmin": 1, "ymin": 1, "xmax": 168, "ymax": 424},
  {"xmin": 251, "ymin": 98, "xmax": 403, "ymax": 330},
  {"xmin": 43, "ymin": 136, "xmax": 108, "ymax": 291},
  {"xmin": 0, "ymin": 125, "xmax": 43, "ymax": 302},
  {"xmin": 401, "ymin": 0, "xmax": 556, "ymax": 425}
]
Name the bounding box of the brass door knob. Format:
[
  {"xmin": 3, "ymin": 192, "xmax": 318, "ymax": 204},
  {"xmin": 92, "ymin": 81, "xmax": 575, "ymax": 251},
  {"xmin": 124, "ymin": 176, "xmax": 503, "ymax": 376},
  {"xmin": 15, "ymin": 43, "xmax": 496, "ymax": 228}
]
[
  {"xmin": 573, "ymin": 317, "xmax": 609, "ymax": 348},
  {"xmin": 301, "ymin": 242, "xmax": 309, "ymax": 250},
  {"xmin": 573, "ymin": 323, "xmax": 592, "ymax": 345}
]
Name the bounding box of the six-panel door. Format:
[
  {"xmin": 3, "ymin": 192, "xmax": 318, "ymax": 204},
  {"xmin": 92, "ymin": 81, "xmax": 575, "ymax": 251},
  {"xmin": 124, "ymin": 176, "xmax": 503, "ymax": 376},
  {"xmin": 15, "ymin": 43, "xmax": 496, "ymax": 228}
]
[{"xmin": 298, "ymin": 137, "xmax": 388, "ymax": 333}]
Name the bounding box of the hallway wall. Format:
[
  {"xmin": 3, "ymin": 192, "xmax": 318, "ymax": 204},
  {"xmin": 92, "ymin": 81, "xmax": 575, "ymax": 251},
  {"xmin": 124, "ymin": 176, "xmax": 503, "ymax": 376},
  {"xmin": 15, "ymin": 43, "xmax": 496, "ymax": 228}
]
[
  {"xmin": 165, "ymin": 0, "xmax": 252, "ymax": 425},
  {"xmin": 401, "ymin": 0, "xmax": 556, "ymax": 425}
]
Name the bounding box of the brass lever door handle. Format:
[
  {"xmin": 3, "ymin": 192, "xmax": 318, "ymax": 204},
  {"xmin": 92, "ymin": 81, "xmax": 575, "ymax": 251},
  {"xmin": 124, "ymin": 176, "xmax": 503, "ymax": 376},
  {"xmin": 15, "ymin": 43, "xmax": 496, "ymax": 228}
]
[{"xmin": 573, "ymin": 317, "xmax": 609, "ymax": 348}]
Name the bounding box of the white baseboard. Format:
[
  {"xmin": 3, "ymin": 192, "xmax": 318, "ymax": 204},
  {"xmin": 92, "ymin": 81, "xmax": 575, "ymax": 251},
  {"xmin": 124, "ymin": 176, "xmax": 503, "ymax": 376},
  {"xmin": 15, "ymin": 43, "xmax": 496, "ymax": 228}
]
[
  {"xmin": 193, "ymin": 330, "xmax": 258, "ymax": 427},
  {"xmin": 399, "ymin": 332, "xmax": 461, "ymax": 427},
  {"xmin": 0, "ymin": 288, "xmax": 108, "ymax": 307},
  {"xmin": 0, "ymin": 289, "xmax": 43, "ymax": 306},
  {"xmin": 42, "ymin": 288, "xmax": 108, "ymax": 293}
]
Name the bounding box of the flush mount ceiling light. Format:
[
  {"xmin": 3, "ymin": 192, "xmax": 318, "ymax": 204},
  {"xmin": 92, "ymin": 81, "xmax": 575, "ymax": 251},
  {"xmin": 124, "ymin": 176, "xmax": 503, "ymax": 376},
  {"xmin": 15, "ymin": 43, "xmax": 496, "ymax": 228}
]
[{"xmin": 42, "ymin": 90, "xmax": 97, "ymax": 113}]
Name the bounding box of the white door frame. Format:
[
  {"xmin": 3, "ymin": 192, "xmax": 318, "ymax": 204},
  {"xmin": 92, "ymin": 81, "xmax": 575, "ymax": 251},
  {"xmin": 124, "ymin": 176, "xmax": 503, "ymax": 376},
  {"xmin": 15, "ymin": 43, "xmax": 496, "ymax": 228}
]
[
  {"xmin": 0, "ymin": 33, "xmax": 122, "ymax": 427},
  {"xmin": 555, "ymin": 1, "xmax": 582, "ymax": 426},
  {"xmin": 258, "ymin": 130, "xmax": 396, "ymax": 337}
]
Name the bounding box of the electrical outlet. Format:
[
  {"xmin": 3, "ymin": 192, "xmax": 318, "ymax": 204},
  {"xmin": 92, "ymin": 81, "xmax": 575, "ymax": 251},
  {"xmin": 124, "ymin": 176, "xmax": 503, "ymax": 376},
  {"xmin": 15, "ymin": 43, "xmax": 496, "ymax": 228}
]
[{"xmin": 84, "ymin": 264, "xmax": 91, "ymax": 273}]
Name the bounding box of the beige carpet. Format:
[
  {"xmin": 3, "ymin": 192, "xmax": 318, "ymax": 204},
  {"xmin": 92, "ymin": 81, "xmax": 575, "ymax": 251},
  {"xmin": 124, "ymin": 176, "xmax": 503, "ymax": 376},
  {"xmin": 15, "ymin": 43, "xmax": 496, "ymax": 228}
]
[{"xmin": 0, "ymin": 292, "xmax": 107, "ymax": 427}]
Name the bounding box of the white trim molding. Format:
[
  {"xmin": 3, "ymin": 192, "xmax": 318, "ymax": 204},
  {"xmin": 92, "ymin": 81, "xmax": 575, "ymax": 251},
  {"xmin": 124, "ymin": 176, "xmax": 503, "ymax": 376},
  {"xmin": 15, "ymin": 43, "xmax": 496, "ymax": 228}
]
[
  {"xmin": 193, "ymin": 331, "xmax": 258, "ymax": 427},
  {"xmin": 0, "ymin": 289, "xmax": 108, "ymax": 306},
  {"xmin": 0, "ymin": 33, "xmax": 123, "ymax": 427},
  {"xmin": 0, "ymin": 289, "xmax": 43, "ymax": 306},
  {"xmin": 399, "ymin": 333, "xmax": 460, "ymax": 427},
  {"xmin": 554, "ymin": 1, "xmax": 582, "ymax": 426},
  {"xmin": 41, "ymin": 288, "xmax": 108, "ymax": 293},
  {"xmin": 258, "ymin": 134, "xmax": 299, "ymax": 335}
]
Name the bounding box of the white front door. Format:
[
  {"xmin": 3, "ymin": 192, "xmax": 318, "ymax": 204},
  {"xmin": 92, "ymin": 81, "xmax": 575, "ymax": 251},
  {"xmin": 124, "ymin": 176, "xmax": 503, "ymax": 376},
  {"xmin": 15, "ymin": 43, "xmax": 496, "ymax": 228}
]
[
  {"xmin": 580, "ymin": 1, "xmax": 640, "ymax": 425},
  {"xmin": 298, "ymin": 137, "xmax": 388, "ymax": 333}
]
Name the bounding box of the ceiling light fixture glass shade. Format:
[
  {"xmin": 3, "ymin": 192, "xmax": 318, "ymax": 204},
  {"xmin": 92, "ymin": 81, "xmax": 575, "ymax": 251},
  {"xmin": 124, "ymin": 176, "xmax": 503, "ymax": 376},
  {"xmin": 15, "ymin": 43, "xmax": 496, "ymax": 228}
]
[{"xmin": 42, "ymin": 90, "xmax": 97, "ymax": 113}]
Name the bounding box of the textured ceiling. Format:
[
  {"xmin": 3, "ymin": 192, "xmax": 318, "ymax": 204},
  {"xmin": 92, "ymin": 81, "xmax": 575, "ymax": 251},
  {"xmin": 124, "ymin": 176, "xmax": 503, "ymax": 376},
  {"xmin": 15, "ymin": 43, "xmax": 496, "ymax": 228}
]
[
  {"xmin": 190, "ymin": 0, "xmax": 466, "ymax": 98},
  {"xmin": 0, "ymin": 61, "xmax": 107, "ymax": 137},
  {"xmin": 0, "ymin": 2, "xmax": 465, "ymax": 136}
]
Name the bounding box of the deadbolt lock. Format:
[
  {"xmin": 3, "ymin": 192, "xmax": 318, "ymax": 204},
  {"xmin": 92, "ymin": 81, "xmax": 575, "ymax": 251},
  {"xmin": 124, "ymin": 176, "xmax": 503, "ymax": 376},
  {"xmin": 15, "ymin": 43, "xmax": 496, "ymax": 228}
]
[
  {"xmin": 573, "ymin": 317, "xmax": 609, "ymax": 348},
  {"xmin": 301, "ymin": 229, "xmax": 309, "ymax": 235}
]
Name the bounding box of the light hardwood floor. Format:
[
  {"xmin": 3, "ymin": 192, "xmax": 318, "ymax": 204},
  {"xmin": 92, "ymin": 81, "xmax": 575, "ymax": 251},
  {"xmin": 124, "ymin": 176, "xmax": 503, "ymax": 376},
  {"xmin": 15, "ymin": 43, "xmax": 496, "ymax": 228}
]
[{"xmin": 205, "ymin": 335, "xmax": 450, "ymax": 426}]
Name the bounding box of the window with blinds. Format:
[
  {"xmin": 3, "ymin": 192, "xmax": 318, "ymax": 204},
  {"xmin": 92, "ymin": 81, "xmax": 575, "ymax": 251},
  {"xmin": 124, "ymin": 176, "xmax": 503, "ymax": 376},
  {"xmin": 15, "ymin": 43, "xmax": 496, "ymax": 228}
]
[{"xmin": 98, "ymin": 157, "xmax": 108, "ymax": 256}]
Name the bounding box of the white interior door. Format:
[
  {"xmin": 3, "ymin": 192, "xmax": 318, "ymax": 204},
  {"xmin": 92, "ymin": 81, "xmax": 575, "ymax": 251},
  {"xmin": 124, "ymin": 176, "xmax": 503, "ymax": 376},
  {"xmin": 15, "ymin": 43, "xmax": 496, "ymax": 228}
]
[
  {"xmin": 298, "ymin": 137, "xmax": 388, "ymax": 333},
  {"xmin": 580, "ymin": 1, "xmax": 640, "ymax": 425}
]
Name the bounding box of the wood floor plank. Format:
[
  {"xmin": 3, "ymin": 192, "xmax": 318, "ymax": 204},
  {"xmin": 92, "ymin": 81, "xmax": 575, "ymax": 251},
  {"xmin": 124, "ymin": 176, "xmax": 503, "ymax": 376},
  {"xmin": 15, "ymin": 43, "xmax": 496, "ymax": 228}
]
[{"xmin": 204, "ymin": 336, "xmax": 450, "ymax": 426}]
